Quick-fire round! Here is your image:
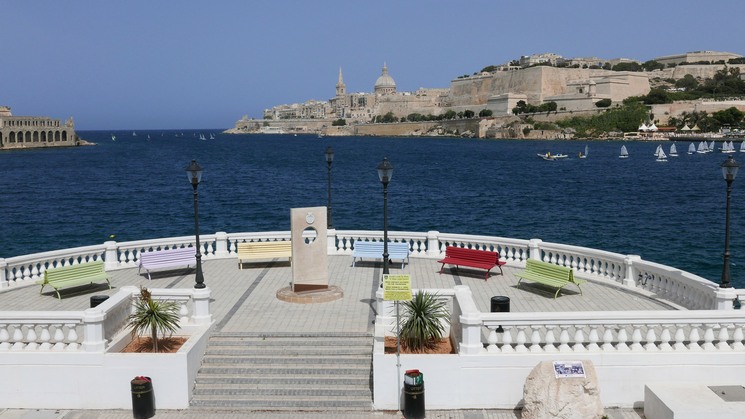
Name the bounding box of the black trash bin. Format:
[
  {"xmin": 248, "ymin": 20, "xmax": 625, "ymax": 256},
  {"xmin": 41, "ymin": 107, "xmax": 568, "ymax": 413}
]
[
  {"xmin": 90, "ymin": 295, "xmax": 109, "ymax": 308},
  {"xmin": 490, "ymin": 296, "xmax": 510, "ymax": 313},
  {"xmin": 403, "ymin": 369, "xmax": 425, "ymax": 419},
  {"xmin": 131, "ymin": 376, "xmax": 155, "ymax": 419}
]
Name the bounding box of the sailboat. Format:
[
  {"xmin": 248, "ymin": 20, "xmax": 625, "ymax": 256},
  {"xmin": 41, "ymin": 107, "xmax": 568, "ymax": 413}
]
[
  {"xmin": 697, "ymin": 141, "xmax": 708, "ymax": 154},
  {"xmin": 654, "ymin": 144, "xmax": 663, "ymax": 156},
  {"xmin": 709, "ymin": 141, "xmax": 716, "ymax": 152},
  {"xmin": 656, "ymin": 147, "xmax": 668, "ymax": 162},
  {"xmin": 132, "ymin": 131, "xmax": 137, "ymax": 137},
  {"xmin": 687, "ymin": 143, "xmax": 696, "ymax": 155},
  {"xmin": 209, "ymin": 133, "xmax": 215, "ymax": 140},
  {"xmin": 579, "ymin": 145, "xmax": 588, "ymax": 159},
  {"xmin": 740, "ymin": 142, "xmax": 745, "ymax": 153},
  {"xmin": 722, "ymin": 141, "xmax": 736, "ymax": 153},
  {"xmin": 669, "ymin": 143, "xmax": 678, "ymax": 157},
  {"xmin": 111, "ymin": 134, "xmax": 116, "ymax": 142},
  {"xmin": 619, "ymin": 145, "xmax": 629, "ymax": 159},
  {"xmin": 199, "ymin": 134, "xmax": 206, "ymax": 141}
]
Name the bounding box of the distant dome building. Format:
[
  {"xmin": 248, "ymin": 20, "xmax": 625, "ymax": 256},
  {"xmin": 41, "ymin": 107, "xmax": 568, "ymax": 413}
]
[{"xmin": 374, "ymin": 63, "xmax": 396, "ymax": 95}]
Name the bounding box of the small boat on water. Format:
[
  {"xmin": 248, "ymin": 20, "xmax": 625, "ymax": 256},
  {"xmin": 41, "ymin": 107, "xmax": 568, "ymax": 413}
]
[
  {"xmin": 669, "ymin": 143, "xmax": 678, "ymax": 157},
  {"xmin": 687, "ymin": 143, "xmax": 696, "ymax": 155},
  {"xmin": 132, "ymin": 131, "xmax": 137, "ymax": 137},
  {"xmin": 111, "ymin": 134, "xmax": 116, "ymax": 142},
  {"xmin": 199, "ymin": 134, "xmax": 206, "ymax": 141},
  {"xmin": 619, "ymin": 145, "xmax": 629, "ymax": 159},
  {"xmin": 537, "ymin": 152, "xmax": 567, "ymax": 161},
  {"xmin": 741, "ymin": 142, "xmax": 745, "ymax": 153},
  {"xmin": 209, "ymin": 133, "xmax": 215, "ymax": 140},
  {"xmin": 697, "ymin": 141, "xmax": 708, "ymax": 154},
  {"xmin": 721, "ymin": 141, "xmax": 736, "ymax": 153},
  {"xmin": 578, "ymin": 145, "xmax": 588, "ymax": 159},
  {"xmin": 655, "ymin": 147, "xmax": 668, "ymax": 162}
]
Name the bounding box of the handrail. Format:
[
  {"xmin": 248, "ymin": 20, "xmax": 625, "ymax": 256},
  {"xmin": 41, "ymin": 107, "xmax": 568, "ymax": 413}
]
[{"xmin": 1, "ymin": 229, "xmax": 741, "ymax": 310}]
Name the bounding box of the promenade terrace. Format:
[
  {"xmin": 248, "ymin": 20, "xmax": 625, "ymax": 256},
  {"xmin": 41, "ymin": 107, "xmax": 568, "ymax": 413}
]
[{"xmin": 1, "ymin": 230, "xmax": 744, "ymax": 415}]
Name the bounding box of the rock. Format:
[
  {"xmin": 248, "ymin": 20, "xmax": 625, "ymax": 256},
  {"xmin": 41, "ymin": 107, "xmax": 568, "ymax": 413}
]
[{"xmin": 521, "ymin": 360, "xmax": 604, "ymax": 419}]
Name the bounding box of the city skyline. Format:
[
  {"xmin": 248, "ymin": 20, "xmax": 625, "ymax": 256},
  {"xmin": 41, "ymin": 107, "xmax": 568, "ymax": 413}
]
[{"xmin": 2, "ymin": 0, "xmax": 745, "ymax": 130}]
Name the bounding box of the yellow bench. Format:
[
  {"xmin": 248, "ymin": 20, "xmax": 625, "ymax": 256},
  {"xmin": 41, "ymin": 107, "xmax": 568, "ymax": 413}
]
[
  {"xmin": 237, "ymin": 241, "xmax": 292, "ymax": 269},
  {"xmin": 516, "ymin": 258, "xmax": 585, "ymax": 299}
]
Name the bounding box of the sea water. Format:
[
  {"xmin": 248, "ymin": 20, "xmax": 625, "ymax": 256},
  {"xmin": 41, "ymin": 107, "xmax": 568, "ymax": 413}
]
[{"xmin": 1, "ymin": 131, "xmax": 742, "ymax": 288}]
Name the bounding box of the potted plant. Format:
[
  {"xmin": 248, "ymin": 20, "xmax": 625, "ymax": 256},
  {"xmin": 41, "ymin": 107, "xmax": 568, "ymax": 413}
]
[
  {"xmin": 398, "ymin": 290, "xmax": 451, "ymax": 353},
  {"xmin": 126, "ymin": 287, "xmax": 182, "ymax": 352}
]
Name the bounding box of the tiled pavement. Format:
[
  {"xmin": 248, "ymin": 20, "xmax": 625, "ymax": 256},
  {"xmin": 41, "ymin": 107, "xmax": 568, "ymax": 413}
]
[{"xmin": 0, "ymin": 256, "xmax": 666, "ymax": 418}]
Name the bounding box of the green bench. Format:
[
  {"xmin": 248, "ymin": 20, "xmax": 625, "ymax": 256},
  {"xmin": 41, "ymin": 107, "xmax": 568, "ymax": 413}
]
[
  {"xmin": 36, "ymin": 261, "xmax": 111, "ymax": 299},
  {"xmin": 516, "ymin": 258, "xmax": 585, "ymax": 299}
]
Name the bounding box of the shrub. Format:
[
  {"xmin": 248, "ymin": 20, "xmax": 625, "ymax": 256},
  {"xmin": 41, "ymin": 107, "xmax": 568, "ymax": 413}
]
[
  {"xmin": 127, "ymin": 287, "xmax": 181, "ymax": 352},
  {"xmin": 398, "ymin": 291, "xmax": 450, "ymax": 352}
]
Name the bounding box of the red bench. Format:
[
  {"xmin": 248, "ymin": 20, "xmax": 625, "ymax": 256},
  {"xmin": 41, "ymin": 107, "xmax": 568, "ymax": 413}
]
[{"xmin": 438, "ymin": 246, "xmax": 506, "ymax": 280}]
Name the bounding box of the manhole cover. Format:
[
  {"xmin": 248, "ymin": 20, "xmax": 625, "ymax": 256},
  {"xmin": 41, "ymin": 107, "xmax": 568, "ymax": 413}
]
[{"xmin": 709, "ymin": 385, "xmax": 745, "ymax": 402}]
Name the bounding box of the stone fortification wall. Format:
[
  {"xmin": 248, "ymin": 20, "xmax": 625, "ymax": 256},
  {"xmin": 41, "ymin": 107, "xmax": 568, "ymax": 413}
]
[
  {"xmin": 652, "ymin": 64, "xmax": 745, "ymax": 81},
  {"xmin": 374, "ymin": 89, "xmax": 449, "ymax": 118},
  {"xmin": 650, "ymin": 99, "xmax": 745, "ymax": 125}
]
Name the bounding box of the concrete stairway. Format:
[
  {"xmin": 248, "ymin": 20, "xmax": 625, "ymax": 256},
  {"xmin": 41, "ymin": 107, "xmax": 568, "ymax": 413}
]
[{"xmin": 190, "ymin": 332, "xmax": 374, "ymax": 411}]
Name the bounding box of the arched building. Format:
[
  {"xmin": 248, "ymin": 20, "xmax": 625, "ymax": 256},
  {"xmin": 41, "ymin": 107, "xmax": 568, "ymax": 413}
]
[{"xmin": 0, "ymin": 106, "xmax": 81, "ymax": 150}]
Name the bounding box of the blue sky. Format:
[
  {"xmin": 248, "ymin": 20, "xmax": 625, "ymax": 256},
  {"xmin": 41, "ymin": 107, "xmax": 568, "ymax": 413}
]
[{"xmin": 3, "ymin": 0, "xmax": 744, "ymax": 130}]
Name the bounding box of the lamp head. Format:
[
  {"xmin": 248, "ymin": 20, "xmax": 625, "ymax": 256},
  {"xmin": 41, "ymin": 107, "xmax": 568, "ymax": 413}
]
[
  {"xmin": 186, "ymin": 159, "xmax": 203, "ymax": 186},
  {"xmin": 325, "ymin": 146, "xmax": 334, "ymax": 164},
  {"xmin": 377, "ymin": 157, "xmax": 393, "ymax": 185},
  {"xmin": 721, "ymin": 155, "xmax": 739, "ymax": 182}
]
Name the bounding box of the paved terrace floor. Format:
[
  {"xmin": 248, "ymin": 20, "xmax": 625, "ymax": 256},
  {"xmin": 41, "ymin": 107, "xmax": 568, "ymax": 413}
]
[{"xmin": 0, "ymin": 256, "xmax": 666, "ymax": 418}]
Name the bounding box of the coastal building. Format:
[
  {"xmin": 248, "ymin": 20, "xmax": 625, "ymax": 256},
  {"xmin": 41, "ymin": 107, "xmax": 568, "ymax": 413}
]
[
  {"xmin": 654, "ymin": 50, "xmax": 743, "ymax": 67},
  {"xmin": 0, "ymin": 105, "xmax": 82, "ymax": 150},
  {"xmin": 519, "ymin": 52, "xmax": 563, "ymax": 68}
]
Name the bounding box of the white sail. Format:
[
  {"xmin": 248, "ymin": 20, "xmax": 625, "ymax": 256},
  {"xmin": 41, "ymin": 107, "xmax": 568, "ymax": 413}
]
[
  {"xmin": 656, "ymin": 148, "xmax": 667, "ymax": 161},
  {"xmin": 670, "ymin": 143, "xmax": 678, "ymax": 156},
  {"xmin": 740, "ymin": 142, "xmax": 745, "ymax": 153},
  {"xmin": 697, "ymin": 141, "xmax": 707, "ymax": 153},
  {"xmin": 619, "ymin": 145, "xmax": 629, "ymax": 158},
  {"xmin": 688, "ymin": 143, "xmax": 696, "ymax": 154},
  {"xmin": 654, "ymin": 144, "xmax": 662, "ymax": 156}
]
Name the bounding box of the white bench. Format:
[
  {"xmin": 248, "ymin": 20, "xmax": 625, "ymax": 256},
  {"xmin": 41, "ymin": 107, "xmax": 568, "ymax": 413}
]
[
  {"xmin": 138, "ymin": 247, "xmax": 196, "ymax": 280},
  {"xmin": 351, "ymin": 241, "xmax": 410, "ymax": 269}
]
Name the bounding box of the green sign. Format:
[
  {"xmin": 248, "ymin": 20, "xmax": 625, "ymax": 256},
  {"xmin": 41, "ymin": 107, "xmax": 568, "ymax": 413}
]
[{"xmin": 383, "ymin": 274, "xmax": 412, "ymax": 301}]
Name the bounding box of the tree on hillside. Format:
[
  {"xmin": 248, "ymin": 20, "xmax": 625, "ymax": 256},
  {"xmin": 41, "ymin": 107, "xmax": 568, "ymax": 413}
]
[
  {"xmin": 642, "ymin": 60, "xmax": 665, "ymax": 71},
  {"xmin": 463, "ymin": 110, "xmax": 475, "ymax": 118},
  {"xmin": 612, "ymin": 62, "xmax": 642, "ymax": 72},
  {"xmin": 595, "ymin": 98, "xmax": 612, "ymax": 108},
  {"xmin": 479, "ymin": 109, "xmax": 493, "ymax": 117},
  {"xmin": 712, "ymin": 107, "xmax": 745, "ymax": 127},
  {"xmin": 675, "ymin": 74, "xmax": 699, "ymax": 90}
]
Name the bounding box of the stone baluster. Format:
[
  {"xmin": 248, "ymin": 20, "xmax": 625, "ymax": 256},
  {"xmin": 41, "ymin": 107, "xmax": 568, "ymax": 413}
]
[
  {"xmin": 0, "ymin": 323, "xmax": 10, "ymax": 350},
  {"xmin": 30, "ymin": 264, "xmax": 41, "ymax": 282},
  {"xmin": 52, "ymin": 324, "xmax": 66, "ymax": 351},
  {"xmin": 701, "ymin": 324, "xmax": 716, "ymax": 351},
  {"xmin": 716, "ymin": 324, "xmax": 732, "ymax": 351},
  {"xmin": 572, "ymin": 327, "xmax": 587, "ymax": 352},
  {"xmin": 66, "ymin": 324, "xmax": 80, "ymax": 351},
  {"xmin": 616, "ymin": 327, "xmax": 630, "ymax": 352},
  {"xmin": 673, "ymin": 324, "xmax": 687, "ymax": 350},
  {"xmin": 179, "ymin": 300, "xmax": 190, "ymax": 324},
  {"xmin": 529, "ymin": 328, "xmax": 542, "ymax": 353},
  {"xmin": 731, "ymin": 324, "xmax": 744, "ymax": 351},
  {"xmin": 544, "ymin": 326, "xmax": 558, "ymax": 352},
  {"xmin": 687, "ymin": 325, "xmax": 702, "ymax": 351},
  {"xmin": 514, "ymin": 326, "xmax": 528, "ymax": 353},
  {"xmin": 644, "ymin": 326, "xmax": 658, "ymax": 351},
  {"xmin": 658, "ymin": 326, "xmax": 673, "ymax": 351},
  {"xmin": 486, "ymin": 327, "xmax": 499, "ymax": 353},
  {"xmin": 558, "ymin": 325, "xmax": 572, "ymax": 352},
  {"xmin": 500, "ymin": 327, "xmax": 514, "ymax": 353},
  {"xmin": 601, "ymin": 326, "xmax": 615, "ymax": 352},
  {"xmin": 24, "ymin": 325, "xmax": 38, "ymax": 351},
  {"xmin": 586, "ymin": 325, "xmax": 600, "ymax": 351},
  {"xmin": 11, "ymin": 324, "xmax": 24, "ymax": 350},
  {"xmin": 39, "ymin": 325, "xmax": 52, "ymax": 350},
  {"xmin": 629, "ymin": 325, "xmax": 643, "ymax": 351}
]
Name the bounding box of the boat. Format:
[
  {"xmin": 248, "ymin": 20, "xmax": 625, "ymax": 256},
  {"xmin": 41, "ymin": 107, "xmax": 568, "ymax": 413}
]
[
  {"xmin": 697, "ymin": 141, "xmax": 708, "ymax": 154},
  {"xmin": 619, "ymin": 145, "xmax": 629, "ymax": 159},
  {"xmin": 317, "ymin": 133, "xmax": 324, "ymax": 138},
  {"xmin": 538, "ymin": 152, "xmax": 557, "ymax": 161},
  {"xmin": 199, "ymin": 134, "xmax": 206, "ymax": 141},
  {"xmin": 132, "ymin": 131, "xmax": 137, "ymax": 137},
  {"xmin": 209, "ymin": 133, "xmax": 215, "ymax": 140},
  {"xmin": 111, "ymin": 134, "xmax": 116, "ymax": 142},
  {"xmin": 654, "ymin": 144, "xmax": 662, "ymax": 156},
  {"xmin": 656, "ymin": 147, "xmax": 668, "ymax": 162},
  {"xmin": 709, "ymin": 141, "xmax": 716, "ymax": 152},
  {"xmin": 578, "ymin": 145, "xmax": 588, "ymax": 159},
  {"xmin": 741, "ymin": 142, "xmax": 745, "ymax": 153},
  {"xmin": 669, "ymin": 143, "xmax": 678, "ymax": 157},
  {"xmin": 687, "ymin": 143, "xmax": 696, "ymax": 155},
  {"xmin": 722, "ymin": 141, "xmax": 736, "ymax": 154}
]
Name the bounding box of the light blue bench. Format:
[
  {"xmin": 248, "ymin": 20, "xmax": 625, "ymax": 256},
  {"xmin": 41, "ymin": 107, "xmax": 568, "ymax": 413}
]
[
  {"xmin": 352, "ymin": 241, "xmax": 410, "ymax": 269},
  {"xmin": 138, "ymin": 247, "xmax": 196, "ymax": 280}
]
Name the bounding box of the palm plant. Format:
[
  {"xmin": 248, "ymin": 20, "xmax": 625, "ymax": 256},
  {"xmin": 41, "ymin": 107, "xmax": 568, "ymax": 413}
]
[
  {"xmin": 398, "ymin": 291, "xmax": 450, "ymax": 352},
  {"xmin": 127, "ymin": 287, "xmax": 181, "ymax": 352}
]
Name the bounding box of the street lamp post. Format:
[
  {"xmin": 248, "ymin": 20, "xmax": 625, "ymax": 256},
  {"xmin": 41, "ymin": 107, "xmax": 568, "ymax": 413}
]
[
  {"xmin": 325, "ymin": 146, "xmax": 334, "ymax": 229},
  {"xmin": 720, "ymin": 155, "xmax": 739, "ymax": 288},
  {"xmin": 186, "ymin": 159, "xmax": 206, "ymax": 289},
  {"xmin": 377, "ymin": 157, "xmax": 394, "ymax": 276}
]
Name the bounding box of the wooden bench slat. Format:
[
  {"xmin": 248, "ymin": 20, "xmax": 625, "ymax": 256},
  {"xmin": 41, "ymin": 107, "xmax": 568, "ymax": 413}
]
[
  {"xmin": 437, "ymin": 246, "xmax": 505, "ymax": 280},
  {"xmin": 516, "ymin": 259, "xmax": 585, "ymax": 299},
  {"xmin": 237, "ymin": 241, "xmax": 292, "ymax": 269},
  {"xmin": 36, "ymin": 261, "xmax": 111, "ymax": 299},
  {"xmin": 351, "ymin": 241, "xmax": 410, "ymax": 269}
]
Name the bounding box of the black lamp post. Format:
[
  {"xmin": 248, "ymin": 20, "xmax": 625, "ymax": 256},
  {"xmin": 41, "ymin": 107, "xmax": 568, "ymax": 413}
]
[
  {"xmin": 377, "ymin": 157, "xmax": 394, "ymax": 276},
  {"xmin": 720, "ymin": 155, "xmax": 739, "ymax": 288},
  {"xmin": 325, "ymin": 146, "xmax": 334, "ymax": 229},
  {"xmin": 186, "ymin": 159, "xmax": 206, "ymax": 289}
]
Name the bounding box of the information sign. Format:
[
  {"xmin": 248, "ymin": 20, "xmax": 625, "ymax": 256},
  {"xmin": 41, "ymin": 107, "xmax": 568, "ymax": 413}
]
[{"xmin": 383, "ymin": 274, "xmax": 412, "ymax": 301}]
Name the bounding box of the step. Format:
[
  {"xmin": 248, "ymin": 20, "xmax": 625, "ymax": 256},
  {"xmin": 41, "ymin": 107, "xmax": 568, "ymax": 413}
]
[
  {"xmin": 196, "ymin": 366, "xmax": 370, "ymax": 376},
  {"xmin": 192, "ymin": 387, "xmax": 371, "ymax": 397},
  {"xmin": 201, "ymin": 355, "xmax": 371, "ymax": 366},
  {"xmin": 190, "ymin": 398, "xmax": 372, "ymax": 410},
  {"xmin": 194, "ymin": 376, "xmax": 369, "ymax": 387}
]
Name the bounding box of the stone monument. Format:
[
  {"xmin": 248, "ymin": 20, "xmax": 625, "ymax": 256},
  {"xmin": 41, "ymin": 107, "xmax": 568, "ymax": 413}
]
[
  {"xmin": 521, "ymin": 360, "xmax": 604, "ymax": 419},
  {"xmin": 290, "ymin": 206, "xmax": 328, "ymax": 292}
]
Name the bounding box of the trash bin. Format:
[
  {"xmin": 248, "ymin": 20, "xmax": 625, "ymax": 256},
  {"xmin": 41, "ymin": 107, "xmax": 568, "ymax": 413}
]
[
  {"xmin": 90, "ymin": 295, "xmax": 109, "ymax": 308},
  {"xmin": 131, "ymin": 376, "xmax": 155, "ymax": 419},
  {"xmin": 403, "ymin": 369, "xmax": 425, "ymax": 419},
  {"xmin": 491, "ymin": 295, "xmax": 510, "ymax": 313}
]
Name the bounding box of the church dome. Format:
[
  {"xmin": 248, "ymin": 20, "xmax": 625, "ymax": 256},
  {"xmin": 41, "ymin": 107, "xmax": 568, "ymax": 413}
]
[{"xmin": 374, "ymin": 63, "xmax": 396, "ymax": 94}]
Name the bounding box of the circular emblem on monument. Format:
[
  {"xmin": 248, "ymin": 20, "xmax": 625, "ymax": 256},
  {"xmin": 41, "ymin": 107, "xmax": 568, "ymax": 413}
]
[{"xmin": 306, "ymin": 212, "xmax": 315, "ymax": 225}]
